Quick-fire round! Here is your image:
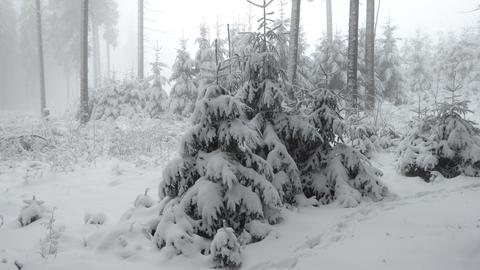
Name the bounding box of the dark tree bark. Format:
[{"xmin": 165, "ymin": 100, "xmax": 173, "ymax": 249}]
[
  {"xmin": 365, "ymin": 0, "xmax": 375, "ymax": 110},
  {"xmin": 347, "ymin": 0, "xmax": 359, "ymax": 109},
  {"xmin": 80, "ymin": 0, "xmax": 89, "ymax": 124},
  {"xmin": 35, "ymin": 0, "xmax": 47, "ymax": 117},
  {"xmin": 138, "ymin": 0, "xmax": 144, "ymax": 80}
]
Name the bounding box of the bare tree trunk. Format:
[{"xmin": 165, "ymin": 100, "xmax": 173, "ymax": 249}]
[
  {"xmin": 92, "ymin": 22, "xmax": 101, "ymax": 88},
  {"xmin": 365, "ymin": 0, "xmax": 375, "ymax": 110},
  {"xmin": 287, "ymin": 0, "xmax": 301, "ymax": 99},
  {"xmin": 138, "ymin": 0, "xmax": 144, "ymax": 80},
  {"xmin": 106, "ymin": 42, "xmax": 111, "ymax": 79},
  {"xmin": 36, "ymin": 0, "xmax": 46, "ymax": 117},
  {"xmin": 347, "ymin": 0, "xmax": 359, "ymax": 110},
  {"xmin": 80, "ymin": 0, "xmax": 89, "ymax": 124},
  {"xmin": 326, "ymin": 0, "xmax": 333, "ymax": 42}
]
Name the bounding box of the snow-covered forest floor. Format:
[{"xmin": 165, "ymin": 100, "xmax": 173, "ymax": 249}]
[{"xmin": 1, "ymin": 98, "xmax": 480, "ymax": 270}]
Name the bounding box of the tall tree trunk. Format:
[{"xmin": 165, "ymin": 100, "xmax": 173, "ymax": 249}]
[
  {"xmin": 138, "ymin": 0, "xmax": 144, "ymax": 80},
  {"xmin": 35, "ymin": 0, "xmax": 46, "ymax": 117},
  {"xmin": 106, "ymin": 42, "xmax": 111, "ymax": 79},
  {"xmin": 80, "ymin": 0, "xmax": 89, "ymax": 124},
  {"xmin": 326, "ymin": 0, "xmax": 333, "ymax": 42},
  {"xmin": 92, "ymin": 22, "xmax": 101, "ymax": 88},
  {"xmin": 365, "ymin": 0, "xmax": 375, "ymax": 110},
  {"xmin": 347, "ymin": 0, "xmax": 359, "ymax": 110},
  {"xmin": 66, "ymin": 68, "xmax": 70, "ymax": 105},
  {"xmin": 287, "ymin": 0, "xmax": 301, "ymax": 99}
]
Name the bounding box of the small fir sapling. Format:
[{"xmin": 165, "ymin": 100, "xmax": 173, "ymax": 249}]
[
  {"xmin": 398, "ymin": 72, "xmax": 480, "ymax": 180},
  {"xmin": 210, "ymin": 221, "xmax": 242, "ymax": 268},
  {"xmin": 311, "ymin": 32, "xmax": 347, "ymax": 92},
  {"xmin": 134, "ymin": 188, "xmax": 154, "ymax": 208},
  {"xmin": 145, "ymin": 43, "xmax": 169, "ymax": 118},
  {"xmin": 39, "ymin": 208, "xmax": 61, "ymax": 259},
  {"xmin": 195, "ymin": 23, "xmax": 217, "ymax": 97},
  {"xmin": 169, "ymin": 38, "xmax": 198, "ymax": 116},
  {"xmin": 289, "ymin": 89, "xmax": 387, "ymax": 207},
  {"xmin": 18, "ymin": 196, "xmax": 47, "ymax": 226}
]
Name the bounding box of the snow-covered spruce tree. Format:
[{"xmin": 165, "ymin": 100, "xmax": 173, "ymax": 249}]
[
  {"xmin": 435, "ymin": 30, "xmax": 478, "ymax": 92},
  {"xmin": 91, "ymin": 78, "xmax": 124, "ymax": 120},
  {"xmin": 280, "ymin": 87, "xmax": 388, "ymax": 207},
  {"xmin": 195, "ymin": 23, "xmax": 217, "ymax": 96},
  {"xmin": 312, "ymin": 31, "xmax": 347, "ymax": 92},
  {"xmin": 156, "ymin": 81, "xmax": 282, "ymax": 261},
  {"xmin": 169, "ymin": 39, "xmax": 198, "ymax": 116},
  {"xmin": 295, "ymin": 26, "xmax": 315, "ymax": 95},
  {"xmin": 403, "ymin": 30, "xmax": 433, "ymax": 94},
  {"xmin": 274, "ymin": 0, "xmax": 289, "ymax": 73},
  {"xmin": 144, "ymin": 45, "xmax": 169, "ymax": 118},
  {"xmin": 377, "ymin": 19, "xmax": 405, "ymax": 104},
  {"xmin": 236, "ymin": 0, "xmax": 387, "ymax": 207},
  {"xmin": 398, "ymin": 74, "xmax": 480, "ymax": 181}
]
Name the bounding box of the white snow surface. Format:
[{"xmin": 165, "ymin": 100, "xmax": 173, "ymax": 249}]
[{"xmin": 1, "ymin": 114, "xmax": 480, "ymax": 270}]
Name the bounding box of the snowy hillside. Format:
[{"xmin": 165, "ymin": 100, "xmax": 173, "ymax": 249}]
[{"xmin": 1, "ymin": 112, "xmax": 479, "ymax": 270}]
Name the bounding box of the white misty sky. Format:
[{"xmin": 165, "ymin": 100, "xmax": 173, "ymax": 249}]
[
  {"xmin": 110, "ymin": 0, "xmax": 479, "ymax": 86},
  {"xmin": 4, "ymin": 0, "xmax": 478, "ymax": 114}
]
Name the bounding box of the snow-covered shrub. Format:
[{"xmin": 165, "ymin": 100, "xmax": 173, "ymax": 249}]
[
  {"xmin": 169, "ymin": 39, "xmax": 198, "ymax": 116},
  {"xmin": 345, "ymin": 116, "xmax": 380, "ymax": 159},
  {"xmin": 92, "ymin": 78, "xmax": 147, "ymax": 120},
  {"xmin": 345, "ymin": 115, "xmax": 402, "ymax": 158},
  {"xmin": 84, "ymin": 212, "xmax": 107, "ymax": 225},
  {"xmin": 210, "ymin": 224, "xmax": 242, "ymax": 268},
  {"xmin": 398, "ymin": 83, "xmax": 480, "ymax": 181},
  {"xmin": 153, "ymin": 199, "xmax": 202, "ymax": 256},
  {"xmin": 18, "ymin": 196, "xmax": 47, "ymax": 226},
  {"xmin": 134, "ymin": 188, "xmax": 154, "ymax": 208}
]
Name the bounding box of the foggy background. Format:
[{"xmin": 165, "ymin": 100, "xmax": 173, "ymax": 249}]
[{"xmin": 0, "ymin": 0, "xmax": 478, "ymax": 115}]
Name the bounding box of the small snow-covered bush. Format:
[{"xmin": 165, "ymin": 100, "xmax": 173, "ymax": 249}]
[
  {"xmin": 398, "ymin": 85, "xmax": 480, "ymax": 181},
  {"xmin": 92, "ymin": 78, "xmax": 148, "ymax": 121},
  {"xmin": 92, "ymin": 56, "xmax": 169, "ymax": 121},
  {"xmin": 18, "ymin": 196, "xmax": 46, "ymax": 226},
  {"xmin": 84, "ymin": 212, "xmax": 107, "ymax": 225},
  {"xmin": 345, "ymin": 114, "xmax": 402, "ymax": 159},
  {"xmin": 134, "ymin": 188, "xmax": 154, "ymax": 208},
  {"xmin": 210, "ymin": 224, "xmax": 242, "ymax": 268}
]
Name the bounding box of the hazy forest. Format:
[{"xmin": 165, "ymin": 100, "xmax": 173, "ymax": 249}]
[{"xmin": 1, "ymin": 0, "xmax": 480, "ymax": 269}]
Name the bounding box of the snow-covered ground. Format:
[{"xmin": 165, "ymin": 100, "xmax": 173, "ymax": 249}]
[{"xmin": 1, "ymin": 112, "xmax": 480, "ymax": 270}]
